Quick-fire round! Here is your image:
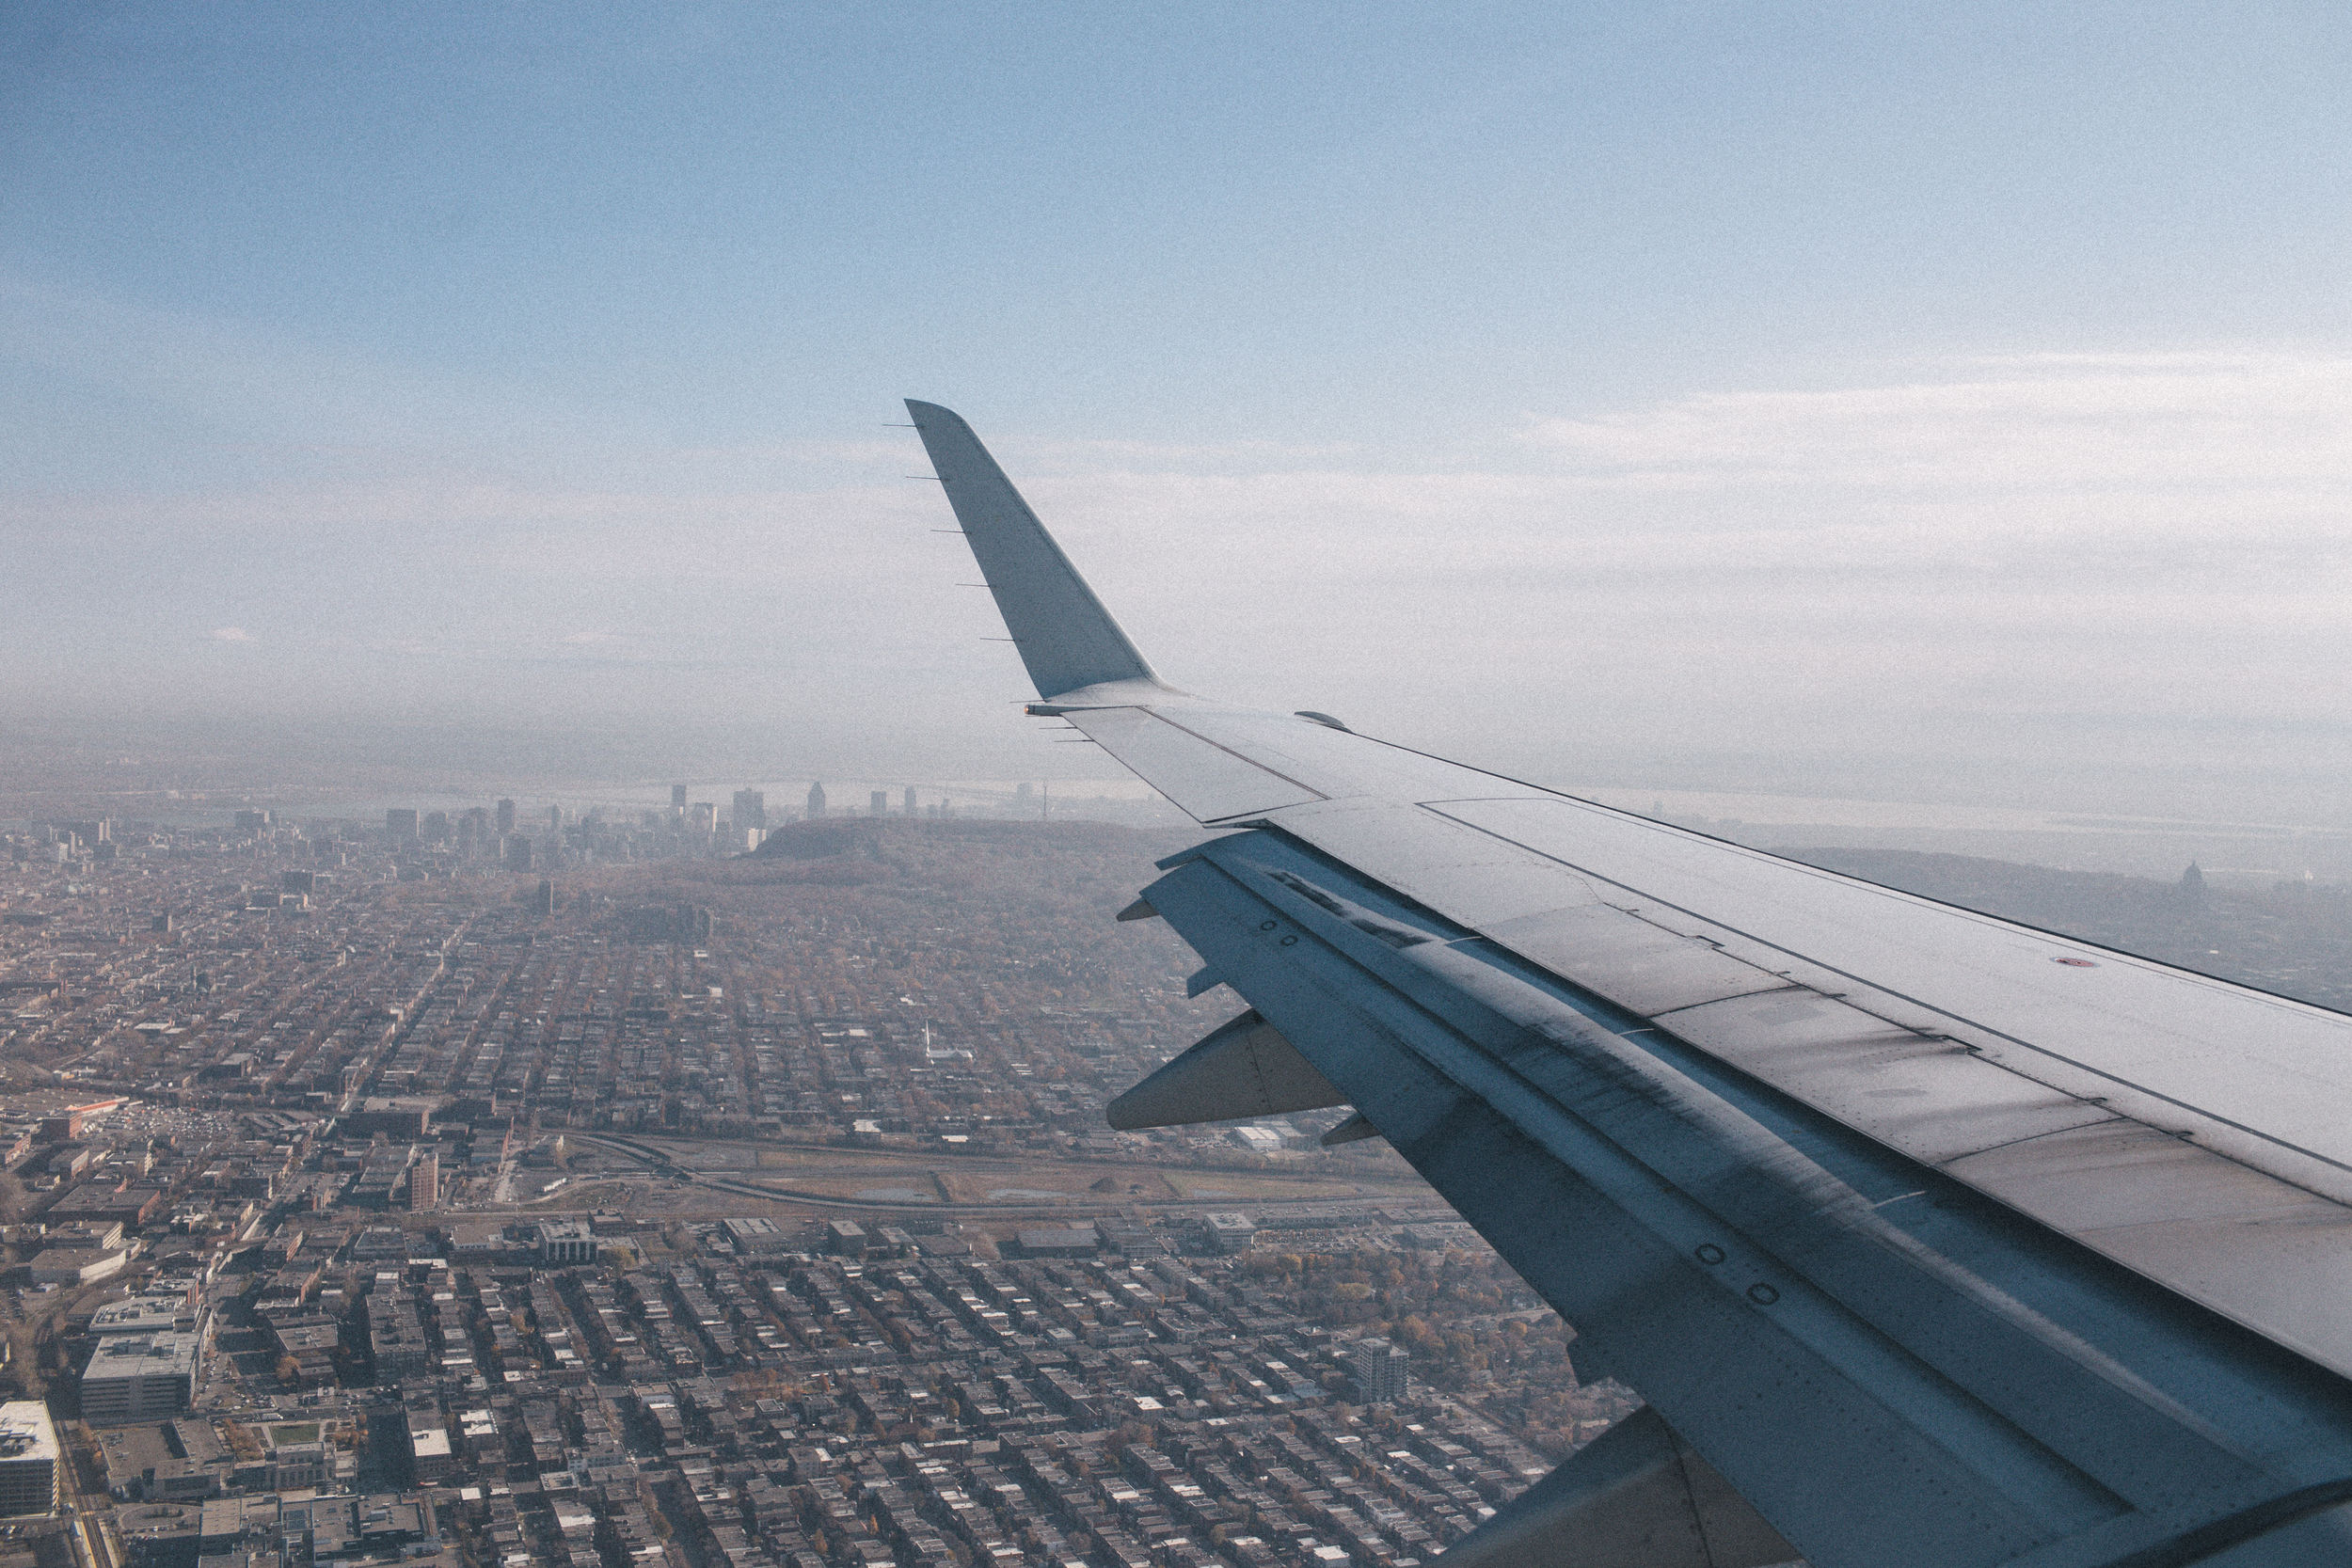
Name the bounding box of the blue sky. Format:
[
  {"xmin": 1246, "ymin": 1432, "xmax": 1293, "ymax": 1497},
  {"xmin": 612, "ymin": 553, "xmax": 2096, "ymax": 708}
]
[{"xmin": 9, "ymin": 4, "xmax": 2352, "ymax": 817}]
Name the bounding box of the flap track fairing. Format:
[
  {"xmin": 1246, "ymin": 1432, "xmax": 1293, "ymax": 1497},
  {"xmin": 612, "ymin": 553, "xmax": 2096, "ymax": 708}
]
[{"xmin": 1104, "ymin": 1009, "xmax": 1348, "ymax": 1131}]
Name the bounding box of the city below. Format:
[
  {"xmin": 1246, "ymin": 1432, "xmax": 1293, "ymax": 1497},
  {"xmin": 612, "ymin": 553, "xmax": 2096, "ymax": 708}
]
[
  {"xmin": 3, "ymin": 781, "xmax": 2347, "ymax": 1568},
  {"xmin": 0, "ymin": 785, "xmax": 1617, "ymax": 1568}
]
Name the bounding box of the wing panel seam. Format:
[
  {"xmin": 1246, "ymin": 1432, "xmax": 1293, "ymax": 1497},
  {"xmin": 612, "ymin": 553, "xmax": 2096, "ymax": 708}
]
[
  {"xmin": 1134, "ymin": 708, "xmax": 1330, "ymax": 801},
  {"xmin": 1419, "ymin": 803, "xmax": 2352, "ymax": 1192}
]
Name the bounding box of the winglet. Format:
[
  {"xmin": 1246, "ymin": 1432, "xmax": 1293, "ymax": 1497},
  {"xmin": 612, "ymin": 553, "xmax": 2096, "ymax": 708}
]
[{"xmin": 906, "ymin": 400, "xmax": 1159, "ymax": 702}]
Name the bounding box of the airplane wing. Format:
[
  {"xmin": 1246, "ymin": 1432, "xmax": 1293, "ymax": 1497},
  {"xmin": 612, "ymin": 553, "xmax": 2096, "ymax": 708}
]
[{"xmin": 906, "ymin": 400, "xmax": 2352, "ymax": 1568}]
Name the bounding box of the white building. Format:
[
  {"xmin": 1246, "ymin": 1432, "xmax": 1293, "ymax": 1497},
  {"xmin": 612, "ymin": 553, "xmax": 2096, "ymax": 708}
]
[
  {"xmin": 88, "ymin": 1293, "xmax": 202, "ymax": 1338},
  {"xmin": 29, "ymin": 1247, "xmax": 126, "ymax": 1287},
  {"xmin": 0, "ymin": 1403, "xmax": 57, "ymax": 1516},
  {"xmin": 1227, "ymin": 1125, "xmax": 1286, "ymax": 1155}
]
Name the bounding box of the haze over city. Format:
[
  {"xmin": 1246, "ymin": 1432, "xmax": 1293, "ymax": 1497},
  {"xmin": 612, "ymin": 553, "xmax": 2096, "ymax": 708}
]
[{"xmin": 9, "ymin": 5, "xmax": 2352, "ymax": 842}]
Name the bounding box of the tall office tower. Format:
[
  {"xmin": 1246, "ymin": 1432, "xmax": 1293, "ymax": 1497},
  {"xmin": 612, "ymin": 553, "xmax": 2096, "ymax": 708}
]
[
  {"xmin": 533, "ymin": 879, "xmax": 554, "ymax": 916},
  {"xmin": 903, "ymin": 785, "xmax": 917, "ymax": 816},
  {"xmin": 1348, "ymin": 1338, "xmax": 1411, "ymax": 1404},
  {"xmin": 688, "ymin": 801, "xmax": 715, "ymax": 832},
  {"xmin": 504, "ymin": 835, "xmax": 532, "ymax": 872},
  {"xmin": 386, "ymin": 808, "xmax": 420, "ymax": 842},
  {"xmin": 548, "ymin": 804, "xmax": 563, "ymax": 832},
  {"xmin": 422, "ymin": 811, "xmax": 449, "ymax": 843},
  {"xmin": 495, "ymin": 799, "xmax": 516, "ymax": 835},
  {"xmin": 870, "ymin": 791, "xmax": 888, "ymax": 817},
  {"xmin": 672, "ymin": 784, "xmax": 689, "ymax": 815},
  {"xmin": 806, "ymin": 782, "xmax": 827, "ymax": 819},
  {"xmin": 409, "ymin": 1152, "xmax": 438, "ymax": 1211},
  {"xmin": 732, "ymin": 789, "xmax": 766, "ymax": 832}
]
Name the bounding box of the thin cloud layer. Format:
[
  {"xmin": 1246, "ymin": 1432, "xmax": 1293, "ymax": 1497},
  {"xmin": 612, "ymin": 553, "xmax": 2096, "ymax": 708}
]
[
  {"xmin": 1517, "ymin": 353, "xmax": 2352, "ymax": 493},
  {"xmin": 11, "ymin": 352, "xmax": 2352, "ymax": 818}
]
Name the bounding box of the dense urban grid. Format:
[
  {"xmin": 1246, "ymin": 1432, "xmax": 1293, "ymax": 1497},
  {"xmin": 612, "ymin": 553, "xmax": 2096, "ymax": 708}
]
[
  {"xmin": 4, "ymin": 784, "xmax": 2347, "ymax": 1568},
  {"xmin": 0, "ymin": 792, "xmax": 1626, "ymax": 1568}
]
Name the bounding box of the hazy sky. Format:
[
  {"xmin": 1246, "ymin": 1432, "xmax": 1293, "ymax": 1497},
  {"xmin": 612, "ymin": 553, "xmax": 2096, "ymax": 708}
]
[{"xmin": 8, "ymin": 5, "xmax": 2352, "ymax": 820}]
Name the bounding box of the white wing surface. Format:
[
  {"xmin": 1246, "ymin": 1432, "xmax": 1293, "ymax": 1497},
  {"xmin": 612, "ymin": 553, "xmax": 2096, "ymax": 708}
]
[{"xmin": 907, "ymin": 400, "xmax": 2352, "ymax": 1568}]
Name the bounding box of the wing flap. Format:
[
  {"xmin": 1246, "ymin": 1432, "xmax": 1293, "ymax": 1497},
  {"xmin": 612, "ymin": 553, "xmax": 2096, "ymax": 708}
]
[
  {"xmin": 1482, "ymin": 904, "xmax": 1794, "ymax": 1016},
  {"xmin": 1427, "ymin": 797, "xmax": 2352, "ymax": 1196},
  {"xmin": 1659, "ymin": 991, "xmax": 2126, "ymax": 1165}
]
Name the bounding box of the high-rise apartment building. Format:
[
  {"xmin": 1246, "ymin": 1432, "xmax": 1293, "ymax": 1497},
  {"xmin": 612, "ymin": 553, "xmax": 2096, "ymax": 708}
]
[
  {"xmin": 1348, "ymin": 1338, "xmax": 1410, "ymax": 1404},
  {"xmin": 806, "ymin": 782, "xmax": 827, "ymax": 819},
  {"xmin": 409, "ymin": 1152, "xmax": 438, "ymax": 1211}
]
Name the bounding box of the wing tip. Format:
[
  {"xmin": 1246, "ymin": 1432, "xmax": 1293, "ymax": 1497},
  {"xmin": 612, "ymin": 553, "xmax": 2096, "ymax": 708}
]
[{"xmin": 901, "ymin": 398, "xmax": 1161, "ymax": 701}]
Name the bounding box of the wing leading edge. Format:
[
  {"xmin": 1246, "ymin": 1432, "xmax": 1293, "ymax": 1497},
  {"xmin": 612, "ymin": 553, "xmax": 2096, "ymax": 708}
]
[{"xmin": 904, "ymin": 400, "xmax": 2352, "ymax": 1568}]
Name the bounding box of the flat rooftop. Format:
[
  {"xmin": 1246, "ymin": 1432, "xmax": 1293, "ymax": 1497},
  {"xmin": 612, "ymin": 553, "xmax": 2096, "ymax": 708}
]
[
  {"xmin": 0, "ymin": 1402, "xmax": 58, "ymax": 1464},
  {"xmin": 84, "ymin": 1332, "xmax": 199, "ymax": 1381},
  {"xmin": 88, "ymin": 1295, "xmax": 194, "ymax": 1335}
]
